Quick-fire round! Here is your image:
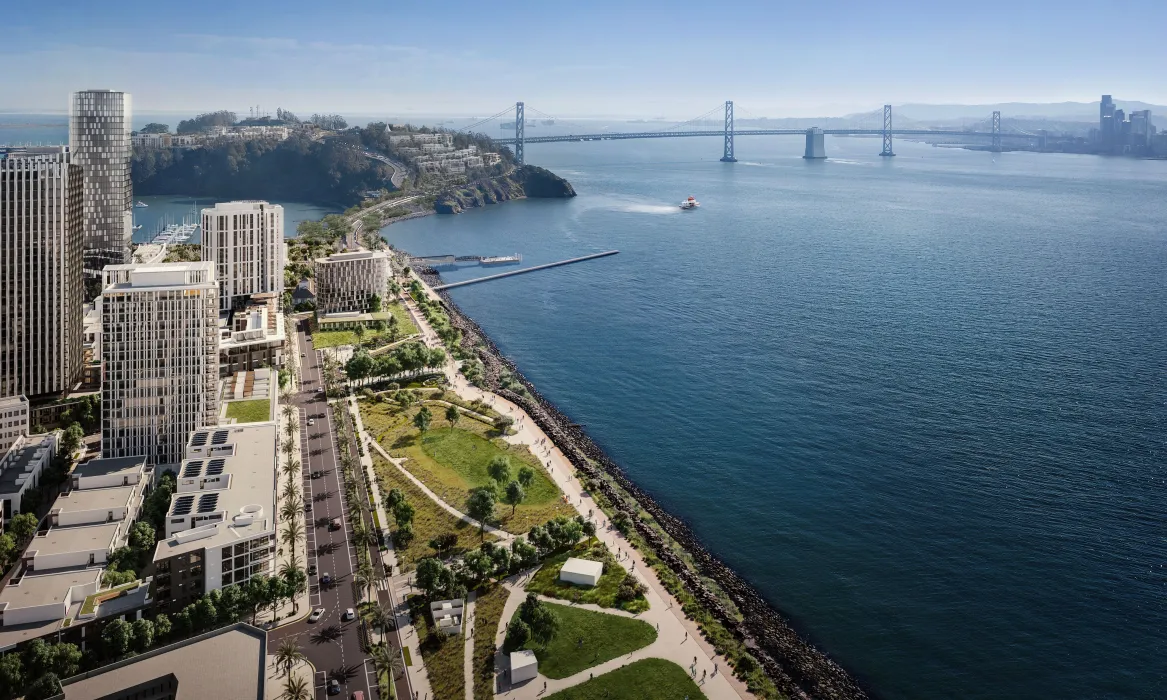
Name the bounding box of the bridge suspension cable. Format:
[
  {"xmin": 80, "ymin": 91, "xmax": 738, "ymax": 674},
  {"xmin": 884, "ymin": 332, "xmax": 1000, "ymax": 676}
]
[
  {"xmin": 459, "ymin": 107, "xmax": 517, "ymax": 134},
  {"xmin": 523, "ymin": 106, "xmax": 593, "ymax": 133}
]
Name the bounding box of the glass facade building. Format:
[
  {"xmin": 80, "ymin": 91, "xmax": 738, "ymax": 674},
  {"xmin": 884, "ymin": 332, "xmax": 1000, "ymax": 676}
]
[{"xmin": 70, "ymin": 90, "xmax": 133, "ymax": 275}]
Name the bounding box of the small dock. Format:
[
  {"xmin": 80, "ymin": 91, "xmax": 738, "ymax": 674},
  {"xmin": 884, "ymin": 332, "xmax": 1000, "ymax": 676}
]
[{"xmin": 433, "ymin": 250, "xmax": 619, "ymax": 291}]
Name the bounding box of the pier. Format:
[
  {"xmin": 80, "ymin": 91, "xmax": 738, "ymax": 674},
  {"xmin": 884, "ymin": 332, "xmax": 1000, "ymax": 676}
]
[{"xmin": 433, "ymin": 250, "xmax": 619, "ymax": 290}]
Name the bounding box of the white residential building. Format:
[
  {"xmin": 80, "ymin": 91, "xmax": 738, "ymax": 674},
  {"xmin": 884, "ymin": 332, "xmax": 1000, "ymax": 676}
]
[
  {"xmin": 483, "ymin": 153, "xmax": 502, "ymax": 166},
  {"xmin": 201, "ymin": 201, "xmax": 286, "ymax": 312},
  {"xmin": 152, "ymin": 423, "xmax": 277, "ymax": 611},
  {"xmin": 0, "ymin": 147, "xmax": 85, "ymax": 399},
  {"xmin": 70, "ymin": 90, "xmax": 133, "ymax": 272},
  {"xmin": 100, "ymin": 263, "xmax": 219, "ymax": 470},
  {"xmin": 314, "ymin": 250, "xmax": 393, "ymax": 314},
  {"xmin": 0, "ymin": 397, "xmax": 29, "ymax": 454},
  {"xmin": 0, "ymin": 432, "xmax": 58, "ymax": 523}
]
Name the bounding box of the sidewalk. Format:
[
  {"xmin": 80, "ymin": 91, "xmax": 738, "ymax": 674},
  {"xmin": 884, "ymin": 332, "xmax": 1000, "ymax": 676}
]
[{"xmin": 258, "ymin": 389, "xmax": 310, "ymax": 628}]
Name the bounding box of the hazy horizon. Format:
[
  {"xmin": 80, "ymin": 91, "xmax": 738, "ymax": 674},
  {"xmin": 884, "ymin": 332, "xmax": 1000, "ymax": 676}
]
[{"xmin": 4, "ymin": 0, "xmax": 1167, "ymax": 119}]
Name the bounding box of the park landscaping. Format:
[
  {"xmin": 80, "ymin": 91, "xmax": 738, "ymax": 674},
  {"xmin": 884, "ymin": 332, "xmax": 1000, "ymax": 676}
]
[
  {"xmin": 313, "ymin": 303, "xmax": 419, "ymax": 349},
  {"xmin": 507, "ymin": 602, "xmax": 656, "ymax": 679},
  {"xmin": 545, "ymin": 658, "xmax": 705, "ymax": 700},
  {"xmin": 526, "ymin": 543, "xmax": 649, "ymax": 613},
  {"xmin": 408, "ymin": 594, "xmax": 465, "ymax": 700},
  {"xmin": 371, "ymin": 453, "xmax": 485, "ymax": 571},
  {"xmin": 472, "ymin": 583, "xmax": 510, "ymax": 700},
  {"xmin": 223, "ymin": 398, "xmax": 271, "ymax": 424},
  {"xmin": 361, "ymin": 400, "xmax": 574, "ymax": 533}
]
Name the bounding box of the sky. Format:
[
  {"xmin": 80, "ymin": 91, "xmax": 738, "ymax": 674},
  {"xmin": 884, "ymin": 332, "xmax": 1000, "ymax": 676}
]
[{"xmin": 3, "ymin": 0, "xmax": 1167, "ymax": 119}]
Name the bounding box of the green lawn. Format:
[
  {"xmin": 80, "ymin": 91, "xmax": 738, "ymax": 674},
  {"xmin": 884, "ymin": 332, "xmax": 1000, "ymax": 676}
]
[
  {"xmin": 371, "ymin": 453, "xmax": 485, "ymax": 571},
  {"xmin": 361, "ymin": 400, "xmax": 574, "ymax": 533},
  {"xmin": 526, "ymin": 543, "xmax": 649, "ymax": 613},
  {"xmin": 508, "ymin": 602, "xmax": 656, "ymax": 679},
  {"xmin": 409, "ymin": 595, "xmax": 465, "ymax": 700},
  {"xmin": 472, "ymin": 584, "xmax": 510, "ymax": 700},
  {"xmin": 314, "ymin": 302, "xmax": 419, "ymax": 349},
  {"xmin": 224, "ymin": 398, "xmax": 271, "ymax": 423},
  {"xmin": 545, "ymin": 658, "xmax": 704, "ymax": 700}
]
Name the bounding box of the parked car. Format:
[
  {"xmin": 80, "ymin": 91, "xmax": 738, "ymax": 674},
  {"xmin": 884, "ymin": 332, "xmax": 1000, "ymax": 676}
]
[
  {"xmin": 351, "ymin": 691, "xmax": 365, "ymax": 700},
  {"xmin": 342, "ymin": 607, "xmax": 355, "ymax": 622},
  {"xmin": 308, "ymin": 607, "xmax": 325, "ymax": 623},
  {"xmin": 307, "ymin": 563, "xmax": 317, "ymax": 576},
  {"xmin": 327, "ymin": 679, "xmax": 341, "ymax": 696},
  {"xmin": 307, "ymin": 418, "xmax": 314, "ymax": 426}
]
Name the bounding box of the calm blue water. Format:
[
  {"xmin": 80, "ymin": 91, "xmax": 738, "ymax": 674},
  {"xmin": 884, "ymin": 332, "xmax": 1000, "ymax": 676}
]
[
  {"xmin": 131, "ymin": 195, "xmax": 336, "ymax": 244},
  {"xmin": 381, "ymin": 136, "xmax": 1167, "ymax": 700}
]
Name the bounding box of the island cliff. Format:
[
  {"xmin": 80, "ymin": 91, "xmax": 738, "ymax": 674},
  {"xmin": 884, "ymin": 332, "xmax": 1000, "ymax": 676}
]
[{"xmin": 433, "ymin": 165, "xmax": 576, "ymax": 214}]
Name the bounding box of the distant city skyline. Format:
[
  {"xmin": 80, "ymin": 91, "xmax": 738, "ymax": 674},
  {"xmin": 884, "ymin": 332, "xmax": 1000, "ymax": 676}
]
[{"xmin": 3, "ymin": 0, "xmax": 1167, "ymax": 118}]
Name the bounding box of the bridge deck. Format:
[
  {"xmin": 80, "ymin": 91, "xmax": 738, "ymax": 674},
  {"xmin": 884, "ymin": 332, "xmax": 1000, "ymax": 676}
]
[{"xmin": 494, "ymin": 129, "xmax": 1034, "ymax": 145}]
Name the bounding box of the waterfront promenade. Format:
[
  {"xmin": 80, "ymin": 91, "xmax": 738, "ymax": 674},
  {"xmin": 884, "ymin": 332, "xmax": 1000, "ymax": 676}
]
[{"xmin": 396, "ymin": 276, "xmax": 754, "ymax": 700}]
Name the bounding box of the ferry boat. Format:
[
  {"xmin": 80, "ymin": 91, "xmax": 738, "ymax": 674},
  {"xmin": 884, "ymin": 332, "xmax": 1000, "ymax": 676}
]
[
  {"xmin": 680, "ymin": 196, "xmax": 699, "ymax": 210},
  {"xmin": 481, "ymin": 254, "xmax": 522, "ymax": 266},
  {"xmin": 500, "ymin": 122, "xmax": 515, "ymax": 130},
  {"xmin": 134, "ymin": 201, "xmax": 149, "ymax": 208}
]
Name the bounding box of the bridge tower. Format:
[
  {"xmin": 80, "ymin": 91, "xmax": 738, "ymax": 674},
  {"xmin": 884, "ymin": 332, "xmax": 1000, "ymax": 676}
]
[
  {"xmin": 991, "ymin": 111, "xmax": 1001, "ymax": 152},
  {"xmin": 720, "ymin": 101, "xmax": 737, "ymax": 162},
  {"xmin": 880, "ymin": 104, "xmax": 895, "ymax": 157},
  {"xmin": 515, "ymin": 102, "xmax": 526, "ymax": 165}
]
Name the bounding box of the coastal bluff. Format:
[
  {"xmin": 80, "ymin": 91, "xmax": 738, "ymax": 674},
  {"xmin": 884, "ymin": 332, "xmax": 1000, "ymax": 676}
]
[{"xmin": 434, "ymin": 165, "xmax": 576, "ymax": 214}]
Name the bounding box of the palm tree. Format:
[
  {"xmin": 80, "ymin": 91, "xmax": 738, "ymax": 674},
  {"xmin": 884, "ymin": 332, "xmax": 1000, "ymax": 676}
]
[
  {"xmin": 282, "ymin": 439, "xmax": 295, "ymax": 460},
  {"xmin": 275, "ymin": 638, "xmax": 307, "ymax": 677},
  {"xmin": 280, "ymin": 672, "xmax": 312, "ymax": 700},
  {"xmin": 281, "ymin": 519, "xmax": 304, "ymax": 554},
  {"xmin": 282, "ymin": 458, "xmax": 301, "ymax": 481},
  {"xmin": 370, "ymin": 643, "xmax": 404, "ymax": 684},
  {"xmin": 280, "ymin": 494, "xmax": 303, "ymax": 521},
  {"xmin": 353, "ymin": 570, "xmax": 372, "ymax": 603},
  {"xmin": 357, "ymin": 562, "xmax": 375, "ymax": 599},
  {"xmin": 369, "ymin": 605, "xmax": 396, "ymax": 644},
  {"xmin": 281, "ymin": 478, "xmax": 299, "ymax": 506},
  {"xmin": 280, "ymin": 557, "xmax": 302, "ymax": 579}
]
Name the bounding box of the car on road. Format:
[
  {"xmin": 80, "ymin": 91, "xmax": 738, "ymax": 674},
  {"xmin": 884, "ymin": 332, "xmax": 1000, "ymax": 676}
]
[
  {"xmin": 351, "ymin": 692, "xmax": 365, "ymax": 700},
  {"xmin": 330, "ymin": 517, "xmax": 342, "ymax": 531},
  {"xmin": 311, "ymin": 470, "xmax": 324, "ymax": 479},
  {"xmin": 327, "ymin": 679, "xmax": 341, "ymax": 696},
  {"xmin": 308, "ymin": 607, "xmax": 325, "ymax": 623},
  {"xmin": 321, "ymin": 572, "xmax": 331, "ymax": 586},
  {"xmin": 307, "ymin": 563, "xmax": 317, "ymax": 576},
  {"xmin": 300, "ymin": 352, "xmax": 305, "ymax": 357},
  {"xmin": 342, "ymin": 607, "xmax": 355, "ymax": 622},
  {"xmin": 307, "ymin": 418, "xmax": 314, "ymax": 426}
]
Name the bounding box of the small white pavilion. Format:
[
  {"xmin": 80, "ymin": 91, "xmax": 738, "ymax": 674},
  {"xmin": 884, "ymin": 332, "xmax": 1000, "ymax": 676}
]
[
  {"xmin": 510, "ymin": 649, "xmax": 538, "ymax": 683},
  {"xmin": 559, "ymin": 557, "xmax": 604, "ymax": 587}
]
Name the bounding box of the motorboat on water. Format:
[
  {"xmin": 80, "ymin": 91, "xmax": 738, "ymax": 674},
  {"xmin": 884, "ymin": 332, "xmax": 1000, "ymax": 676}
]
[
  {"xmin": 680, "ymin": 196, "xmax": 699, "ymax": 210},
  {"xmin": 133, "ymin": 224, "xmax": 143, "ymax": 231},
  {"xmin": 135, "ymin": 201, "xmax": 148, "ymax": 208}
]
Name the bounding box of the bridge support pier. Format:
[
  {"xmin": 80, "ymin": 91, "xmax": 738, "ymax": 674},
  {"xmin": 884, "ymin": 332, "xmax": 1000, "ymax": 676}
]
[
  {"xmin": 803, "ymin": 128, "xmax": 826, "ymax": 159},
  {"xmin": 991, "ymin": 110, "xmax": 1001, "ymax": 152},
  {"xmin": 720, "ymin": 100, "xmax": 737, "ymax": 162},
  {"xmin": 880, "ymin": 104, "xmax": 895, "ymax": 157},
  {"xmin": 515, "ymin": 101, "xmax": 525, "ymax": 164}
]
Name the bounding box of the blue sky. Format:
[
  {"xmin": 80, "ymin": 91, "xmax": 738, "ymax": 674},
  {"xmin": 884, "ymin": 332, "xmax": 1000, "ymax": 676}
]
[{"xmin": 4, "ymin": 0, "xmax": 1166, "ymax": 118}]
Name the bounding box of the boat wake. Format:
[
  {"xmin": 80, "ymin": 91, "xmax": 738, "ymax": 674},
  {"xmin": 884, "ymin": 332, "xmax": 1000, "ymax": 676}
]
[{"xmin": 612, "ymin": 202, "xmax": 679, "ymax": 215}]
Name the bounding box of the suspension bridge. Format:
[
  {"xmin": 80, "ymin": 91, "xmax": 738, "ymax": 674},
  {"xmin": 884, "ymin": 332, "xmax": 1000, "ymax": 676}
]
[{"xmin": 463, "ymin": 102, "xmax": 1034, "ymax": 164}]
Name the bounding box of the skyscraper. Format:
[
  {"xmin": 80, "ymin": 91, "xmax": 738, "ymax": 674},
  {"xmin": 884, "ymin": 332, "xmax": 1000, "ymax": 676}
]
[
  {"xmin": 201, "ymin": 201, "xmax": 286, "ymax": 312},
  {"xmin": 0, "ymin": 147, "xmax": 84, "ymax": 399},
  {"xmin": 100, "ymin": 262, "xmax": 219, "ymax": 469},
  {"xmin": 70, "ymin": 90, "xmax": 133, "ymax": 276},
  {"xmin": 1099, "ymin": 95, "xmax": 1116, "ymax": 148}
]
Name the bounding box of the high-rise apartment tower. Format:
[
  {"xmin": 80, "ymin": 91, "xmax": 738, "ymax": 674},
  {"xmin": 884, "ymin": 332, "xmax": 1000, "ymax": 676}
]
[
  {"xmin": 201, "ymin": 201, "xmax": 286, "ymax": 312},
  {"xmin": 70, "ymin": 90, "xmax": 133, "ymax": 275}
]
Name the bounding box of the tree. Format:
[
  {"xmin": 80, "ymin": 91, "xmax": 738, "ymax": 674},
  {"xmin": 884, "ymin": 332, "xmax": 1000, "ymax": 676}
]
[
  {"xmin": 141, "ymin": 122, "xmax": 169, "ymax": 134},
  {"xmin": 518, "ymin": 593, "xmax": 559, "ymax": 648},
  {"xmin": 154, "ymin": 612, "xmax": 172, "ymax": 641},
  {"xmin": 511, "ymin": 538, "xmax": 540, "ymax": 569},
  {"xmin": 131, "ymin": 618, "xmax": 155, "ymax": 652},
  {"xmin": 59, "ymin": 423, "xmax": 84, "ymax": 458},
  {"xmin": 445, "ymin": 404, "xmax": 460, "ymax": 426},
  {"xmin": 0, "ymin": 532, "xmax": 16, "ymax": 567},
  {"xmin": 487, "ymin": 456, "xmax": 510, "ymax": 485},
  {"xmin": 276, "ymin": 638, "xmax": 307, "ymax": 677},
  {"xmin": 369, "ymin": 605, "xmax": 396, "ymax": 644},
  {"xmin": 284, "ymin": 566, "xmax": 308, "ymax": 614},
  {"xmin": 493, "ymin": 415, "xmax": 514, "ymax": 434},
  {"xmin": 413, "ymin": 406, "xmax": 432, "ymax": 434},
  {"xmin": 281, "ymin": 518, "xmax": 305, "ymax": 554},
  {"xmin": 517, "ymin": 465, "xmax": 536, "ymax": 488},
  {"xmin": 24, "ymin": 673, "xmax": 60, "ymax": 700},
  {"xmin": 392, "ymin": 500, "xmax": 414, "ymax": 528},
  {"xmin": 0, "ymin": 653, "xmax": 23, "ymax": 699},
  {"xmin": 102, "ymin": 619, "xmax": 134, "ymax": 659},
  {"xmin": 393, "ymin": 521, "xmax": 414, "ymax": 548},
  {"xmin": 466, "ymin": 488, "xmax": 496, "ymax": 537},
  {"xmin": 428, "ymin": 532, "xmax": 458, "ymax": 559},
  {"xmin": 504, "ymin": 480, "xmax": 526, "ymax": 516},
  {"xmin": 415, "ymin": 557, "xmax": 449, "ymax": 600},
  {"xmin": 280, "ymin": 672, "xmax": 312, "ymax": 700},
  {"xmin": 368, "ymin": 293, "xmax": 383, "ymax": 313},
  {"xmin": 504, "ymin": 618, "xmax": 530, "ymax": 652},
  {"xmin": 370, "ymin": 642, "xmax": 404, "ymax": 682},
  {"xmin": 193, "ymin": 595, "xmax": 219, "ymax": 630},
  {"xmin": 9, "ymin": 513, "xmax": 38, "ymax": 544},
  {"xmin": 128, "ymin": 521, "xmax": 155, "ymax": 551},
  {"xmin": 246, "ymin": 575, "xmax": 272, "ymax": 624},
  {"xmin": 386, "ymin": 488, "xmax": 406, "ymax": 511}
]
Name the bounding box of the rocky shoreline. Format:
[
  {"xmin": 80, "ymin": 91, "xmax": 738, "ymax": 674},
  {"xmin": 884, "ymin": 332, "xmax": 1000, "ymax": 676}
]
[{"xmin": 418, "ymin": 268, "xmax": 871, "ymax": 700}]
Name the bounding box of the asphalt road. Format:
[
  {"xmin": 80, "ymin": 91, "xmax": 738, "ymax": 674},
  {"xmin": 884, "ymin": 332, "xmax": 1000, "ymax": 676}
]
[{"xmin": 270, "ymin": 320, "xmax": 373, "ymax": 699}]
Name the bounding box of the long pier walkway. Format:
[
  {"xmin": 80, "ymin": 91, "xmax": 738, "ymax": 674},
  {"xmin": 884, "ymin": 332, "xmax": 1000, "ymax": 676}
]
[{"xmin": 433, "ymin": 250, "xmax": 619, "ymax": 290}]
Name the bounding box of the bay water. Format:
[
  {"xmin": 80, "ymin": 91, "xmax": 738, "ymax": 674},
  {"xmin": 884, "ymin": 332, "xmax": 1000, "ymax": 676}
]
[{"xmin": 380, "ymin": 136, "xmax": 1167, "ymax": 699}]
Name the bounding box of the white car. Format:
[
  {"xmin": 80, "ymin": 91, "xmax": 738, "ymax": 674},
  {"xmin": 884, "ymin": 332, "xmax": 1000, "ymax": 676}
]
[
  {"xmin": 308, "ymin": 607, "xmax": 325, "ymax": 623},
  {"xmin": 307, "ymin": 419, "xmax": 314, "ymax": 426},
  {"xmin": 342, "ymin": 607, "xmax": 356, "ymax": 622}
]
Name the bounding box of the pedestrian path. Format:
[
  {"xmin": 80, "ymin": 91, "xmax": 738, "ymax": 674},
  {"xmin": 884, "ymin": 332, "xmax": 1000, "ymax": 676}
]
[{"xmin": 464, "ymin": 590, "xmax": 478, "ymax": 700}]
